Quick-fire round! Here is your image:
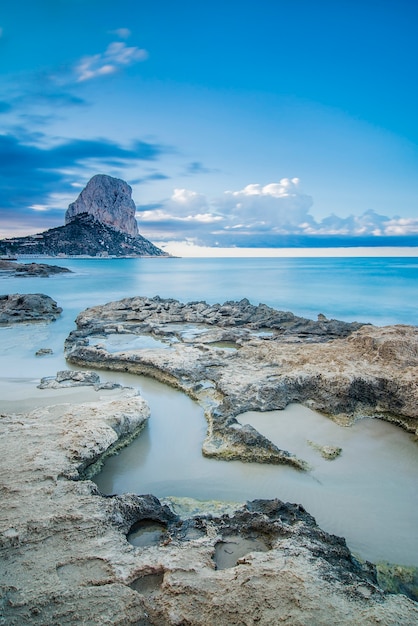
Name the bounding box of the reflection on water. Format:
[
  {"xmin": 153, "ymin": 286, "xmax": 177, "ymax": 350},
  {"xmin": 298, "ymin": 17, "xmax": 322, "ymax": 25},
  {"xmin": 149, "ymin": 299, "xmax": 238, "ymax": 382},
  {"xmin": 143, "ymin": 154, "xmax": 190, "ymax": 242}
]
[
  {"xmin": 94, "ymin": 371, "xmax": 418, "ymax": 567},
  {"xmin": 214, "ymin": 535, "xmax": 269, "ymax": 570},
  {"xmin": 1, "ymin": 256, "xmax": 417, "ymax": 326},
  {"xmin": 89, "ymin": 333, "xmax": 171, "ymax": 353}
]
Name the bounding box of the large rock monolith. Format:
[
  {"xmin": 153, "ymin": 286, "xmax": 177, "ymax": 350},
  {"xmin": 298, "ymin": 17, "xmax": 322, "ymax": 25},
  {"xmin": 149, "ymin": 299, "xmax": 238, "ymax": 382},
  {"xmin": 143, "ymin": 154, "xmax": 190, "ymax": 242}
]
[{"xmin": 65, "ymin": 174, "xmax": 139, "ymax": 237}]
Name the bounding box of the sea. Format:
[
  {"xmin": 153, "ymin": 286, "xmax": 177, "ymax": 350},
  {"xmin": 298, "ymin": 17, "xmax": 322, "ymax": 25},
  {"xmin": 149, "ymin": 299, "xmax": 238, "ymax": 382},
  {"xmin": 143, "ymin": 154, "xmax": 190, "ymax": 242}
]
[{"xmin": 1, "ymin": 255, "xmax": 417, "ymax": 567}]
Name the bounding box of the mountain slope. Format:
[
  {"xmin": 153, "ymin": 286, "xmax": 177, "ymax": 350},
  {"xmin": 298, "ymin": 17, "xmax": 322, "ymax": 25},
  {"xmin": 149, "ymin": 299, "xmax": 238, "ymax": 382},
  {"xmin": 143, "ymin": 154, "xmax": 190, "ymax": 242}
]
[{"xmin": 0, "ymin": 213, "xmax": 168, "ymax": 257}]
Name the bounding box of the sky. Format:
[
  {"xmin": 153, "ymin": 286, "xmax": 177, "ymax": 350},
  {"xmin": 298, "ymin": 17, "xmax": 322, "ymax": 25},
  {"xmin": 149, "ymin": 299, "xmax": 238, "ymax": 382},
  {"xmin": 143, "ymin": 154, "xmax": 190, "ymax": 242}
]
[{"xmin": 0, "ymin": 0, "xmax": 417, "ymax": 255}]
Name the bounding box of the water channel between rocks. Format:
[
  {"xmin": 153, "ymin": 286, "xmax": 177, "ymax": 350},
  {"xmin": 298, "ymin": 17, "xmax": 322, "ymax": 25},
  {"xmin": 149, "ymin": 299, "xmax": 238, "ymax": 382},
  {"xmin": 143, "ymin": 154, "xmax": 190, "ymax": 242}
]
[{"xmin": 92, "ymin": 370, "xmax": 418, "ymax": 568}]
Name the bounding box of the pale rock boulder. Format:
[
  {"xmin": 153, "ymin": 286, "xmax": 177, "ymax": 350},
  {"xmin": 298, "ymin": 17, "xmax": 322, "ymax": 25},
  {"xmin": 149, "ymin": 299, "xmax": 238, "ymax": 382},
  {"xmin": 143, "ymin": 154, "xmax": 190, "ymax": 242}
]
[{"xmin": 65, "ymin": 174, "xmax": 139, "ymax": 237}]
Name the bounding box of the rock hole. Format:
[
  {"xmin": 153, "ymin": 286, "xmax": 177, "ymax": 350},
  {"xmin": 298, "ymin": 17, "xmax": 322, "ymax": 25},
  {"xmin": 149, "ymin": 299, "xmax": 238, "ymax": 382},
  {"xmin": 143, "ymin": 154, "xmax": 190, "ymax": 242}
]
[
  {"xmin": 208, "ymin": 341, "xmax": 239, "ymax": 350},
  {"xmin": 129, "ymin": 572, "xmax": 164, "ymax": 594},
  {"xmin": 213, "ymin": 534, "xmax": 270, "ymax": 570},
  {"xmin": 127, "ymin": 519, "xmax": 167, "ymax": 547}
]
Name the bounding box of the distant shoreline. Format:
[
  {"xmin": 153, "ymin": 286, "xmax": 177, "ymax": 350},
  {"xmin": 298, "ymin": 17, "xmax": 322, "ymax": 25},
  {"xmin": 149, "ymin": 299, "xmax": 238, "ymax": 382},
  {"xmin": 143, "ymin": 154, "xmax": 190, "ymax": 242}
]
[
  {"xmin": 123, "ymin": 245, "xmax": 418, "ymax": 258},
  {"xmin": 12, "ymin": 254, "xmax": 175, "ymax": 260},
  {"xmin": 7, "ymin": 246, "xmax": 418, "ymax": 260}
]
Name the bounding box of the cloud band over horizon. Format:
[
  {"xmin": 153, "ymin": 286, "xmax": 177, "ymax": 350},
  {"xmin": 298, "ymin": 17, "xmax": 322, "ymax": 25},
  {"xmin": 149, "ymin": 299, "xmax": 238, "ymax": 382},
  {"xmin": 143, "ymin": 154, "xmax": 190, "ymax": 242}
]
[
  {"xmin": 1, "ymin": 145, "xmax": 417, "ymax": 246},
  {"xmin": 137, "ymin": 178, "xmax": 418, "ymax": 247}
]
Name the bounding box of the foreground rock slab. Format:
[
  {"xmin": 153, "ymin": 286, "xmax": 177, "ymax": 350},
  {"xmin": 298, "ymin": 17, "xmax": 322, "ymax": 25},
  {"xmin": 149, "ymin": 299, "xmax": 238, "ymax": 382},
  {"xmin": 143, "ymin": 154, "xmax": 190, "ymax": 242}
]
[
  {"xmin": 1, "ymin": 381, "xmax": 417, "ymax": 624},
  {"xmin": 65, "ymin": 296, "xmax": 418, "ymax": 467}
]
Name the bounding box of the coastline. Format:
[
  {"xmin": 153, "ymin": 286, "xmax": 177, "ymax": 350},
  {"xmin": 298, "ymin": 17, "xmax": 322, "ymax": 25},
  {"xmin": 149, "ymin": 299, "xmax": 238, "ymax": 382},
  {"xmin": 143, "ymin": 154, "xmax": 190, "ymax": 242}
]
[
  {"xmin": 1, "ymin": 261, "xmax": 418, "ymax": 623},
  {"xmin": 8, "ymin": 245, "xmax": 418, "ymax": 260},
  {"xmin": 1, "ymin": 373, "xmax": 418, "ymax": 624}
]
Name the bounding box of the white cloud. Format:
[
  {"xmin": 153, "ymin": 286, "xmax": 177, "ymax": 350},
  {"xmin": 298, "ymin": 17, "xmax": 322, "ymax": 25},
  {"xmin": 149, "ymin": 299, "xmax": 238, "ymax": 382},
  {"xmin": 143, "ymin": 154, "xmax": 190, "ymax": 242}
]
[
  {"xmin": 384, "ymin": 217, "xmax": 418, "ymax": 235},
  {"xmin": 75, "ymin": 41, "xmax": 148, "ymax": 82},
  {"xmin": 219, "ymin": 178, "xmax": 314, "ymax": 230},
  {"xmin": 154, "ymin": 188, "xmax": 212, "ymax": 217},
  {"xmin": 137, "ymin": 179, "xmax": 418, "ymax": 246},
  {"xmin": 139, "ymin": 208, "xmax": 222, "ymax": 224},
  {"xmin": 302, "ymin": 210, "xmax": 418, "ymax": 237},
  {"xmin": 171, "ymin": 188, "xmax": 207, "ymax": 210},
  {"xmin": 111, "ymin": 28, "xmax": 131, "ymax": 40},
  {"xmin": 29, "ymin": 204, "xmax": 49, "ymax": 211}
]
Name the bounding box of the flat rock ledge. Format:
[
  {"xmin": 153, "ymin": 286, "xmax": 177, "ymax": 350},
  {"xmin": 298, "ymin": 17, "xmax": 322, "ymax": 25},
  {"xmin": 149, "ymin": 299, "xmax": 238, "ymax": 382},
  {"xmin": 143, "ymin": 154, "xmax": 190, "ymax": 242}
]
[
  {"xmin": 64, "ymin": 296, "xmax": 418, "ymax": 468},
  {"xmin": 0, "ymin": 293, "xmax": 62, "ymax": 324},
  {"xmin": 0, "ymin": 260, "xmax": 71, "ymax": 277},
  {"xmin": 1, "ymin": 383, "xmax": 417, "ymax": 625},
  {"xmin": 37, "ymin": 369, "xmax": 122, "ymax": 390}
]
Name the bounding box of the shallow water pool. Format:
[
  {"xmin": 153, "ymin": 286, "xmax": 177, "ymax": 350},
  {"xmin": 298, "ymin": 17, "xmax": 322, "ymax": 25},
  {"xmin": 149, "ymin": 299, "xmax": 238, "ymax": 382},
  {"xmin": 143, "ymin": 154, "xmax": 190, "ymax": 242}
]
[{"xmin": 93, "ymin": 371, "xmax": 418, "ymax": 567}]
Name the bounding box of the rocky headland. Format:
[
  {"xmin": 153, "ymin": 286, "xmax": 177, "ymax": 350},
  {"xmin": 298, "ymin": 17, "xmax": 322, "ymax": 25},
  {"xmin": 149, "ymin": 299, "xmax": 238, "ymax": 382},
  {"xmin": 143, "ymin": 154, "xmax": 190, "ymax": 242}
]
[
  {"xmin": 1, "ymin": 375, "xmax": 417, "ymax": 625},
  {"xmin": 65, "ymin": 296, "xmax": 418, "ymax": 467},
  {"xmin": 0, "ymin": 175, "xmax": 168, "ymax": 258}
]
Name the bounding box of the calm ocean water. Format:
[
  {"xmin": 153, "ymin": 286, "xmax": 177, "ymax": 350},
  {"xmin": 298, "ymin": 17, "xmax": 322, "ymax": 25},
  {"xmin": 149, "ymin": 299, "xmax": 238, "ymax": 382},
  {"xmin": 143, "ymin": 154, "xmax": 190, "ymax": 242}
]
[
  {"xmin": 1, "ymin": 255, "xmax": 417, "ymax": 566},
  {"xmin": 3, "ymin": 256, "xmax": 417, "ymax": 327}
]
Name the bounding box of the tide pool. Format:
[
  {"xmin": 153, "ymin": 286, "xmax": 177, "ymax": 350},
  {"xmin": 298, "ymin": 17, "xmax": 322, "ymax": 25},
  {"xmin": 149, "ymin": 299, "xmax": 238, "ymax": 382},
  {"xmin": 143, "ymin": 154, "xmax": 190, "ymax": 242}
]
[{"xmin": 0, "ymin": 255, "xmax": 417, "ymax": 566}]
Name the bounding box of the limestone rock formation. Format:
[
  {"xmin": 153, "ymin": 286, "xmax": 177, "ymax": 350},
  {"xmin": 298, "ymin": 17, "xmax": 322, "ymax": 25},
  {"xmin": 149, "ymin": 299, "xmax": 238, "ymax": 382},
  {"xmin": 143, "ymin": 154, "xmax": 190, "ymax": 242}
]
[
  {"xmin": 64, "ymin": 296, "xmax": 418, "ymax": 467},
  {"xmin": 0, "ymin": 293, "xmax": 62, "ymax": 324},
  {"xmin": 0, "ymin": 175, "xmax": 168, "ymax": 257},
  {"xmin": 37, "ymin": 369, "xmax": 122, "ymax": 390},
  {"xmin": 1, "ymin": 381, "xmax": 417, "ymax": 624},
  {"xmin": 65, "ymin": 174, "xmax": 139, "ymax": 237},
  {"xmin": 0, "ymin": 260, "xmax": 71, "ymax": 277}
]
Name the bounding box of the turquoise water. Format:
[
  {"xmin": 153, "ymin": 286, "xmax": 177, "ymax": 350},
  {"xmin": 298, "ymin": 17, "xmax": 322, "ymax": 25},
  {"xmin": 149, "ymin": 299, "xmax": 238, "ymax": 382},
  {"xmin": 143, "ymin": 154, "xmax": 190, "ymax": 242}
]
[
  {"xmin": 1, "ymin": 255, "xmax": 417, "ymax": 565},
  {"xmin": 2, "ymin": 256, "xmax": 417, "ymax": 327}
]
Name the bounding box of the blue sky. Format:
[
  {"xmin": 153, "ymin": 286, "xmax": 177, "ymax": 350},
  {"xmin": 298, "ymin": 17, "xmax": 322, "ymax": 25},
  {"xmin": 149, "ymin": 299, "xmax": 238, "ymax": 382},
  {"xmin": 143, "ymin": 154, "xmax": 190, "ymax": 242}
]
[{"xmin": 1, "ymin": 0, "xmax": 417, "ymax": 252}]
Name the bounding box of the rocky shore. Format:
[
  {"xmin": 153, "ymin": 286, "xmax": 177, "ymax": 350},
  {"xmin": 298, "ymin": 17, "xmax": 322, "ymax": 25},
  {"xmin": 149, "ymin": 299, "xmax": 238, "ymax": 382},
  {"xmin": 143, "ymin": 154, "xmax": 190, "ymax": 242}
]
[
  {"xmin": 65, "ymin": 296, "xmax": 418, "ymax": 467},
  {"xmin": 2, "ymin": 295, "xmax": 418, "ymax": 623},
  {"xmin": 0, "ymin": 292, "xmax": 63, "ymax": 324},
  {"xmin": 1, "ymin": 376, "xmax": 417, "ymax": 625},
  {"xmin": 0, "ymin": 259, "xmax": 71, "ymax": 277}
]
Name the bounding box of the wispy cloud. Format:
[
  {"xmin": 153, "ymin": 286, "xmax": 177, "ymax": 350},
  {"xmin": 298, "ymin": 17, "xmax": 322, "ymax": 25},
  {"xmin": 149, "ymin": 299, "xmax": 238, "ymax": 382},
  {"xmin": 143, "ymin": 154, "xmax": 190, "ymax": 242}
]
[
  {"xmin": 184, "ymin": 161, "xmax": 218, "ymax": 176},
  {"xmin": 131, "ymin": 171, "xmax": 170, "ymax": 185},
  {"xmin": 74, "ymin": 41, "xmax": 148, "ymax": 82},
  {"xmin": 301, "ymin": 210, "xmax": 418, "ymax": 237},
  {"xmin": 110, "ymin": 28, "xmax": 132, "ymax": 40},
  {"xmin": 0, "ymin": 130, "xmax": 167, "ymax": 220}
]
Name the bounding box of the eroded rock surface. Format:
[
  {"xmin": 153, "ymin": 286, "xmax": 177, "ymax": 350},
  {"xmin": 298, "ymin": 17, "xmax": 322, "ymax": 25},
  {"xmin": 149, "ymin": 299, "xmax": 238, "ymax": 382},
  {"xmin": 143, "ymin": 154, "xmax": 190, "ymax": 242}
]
[
  {"xmin": 64, "ymin": 296, "xmax": 418, "ymax": 467},
  {"xmin": 37, "ymin": 369, "xmax": 120, "ymax": 389},
  {"xmin": 1, "ymin": 382, "xmax": 417, "ymax": 624},
  {"xmin": 0, "ymin": 293, "xmax": 62, "ymax": 324},
  {"xmin": 66, "ymin": 174, "xmax": 139, "ymax": 237}
]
